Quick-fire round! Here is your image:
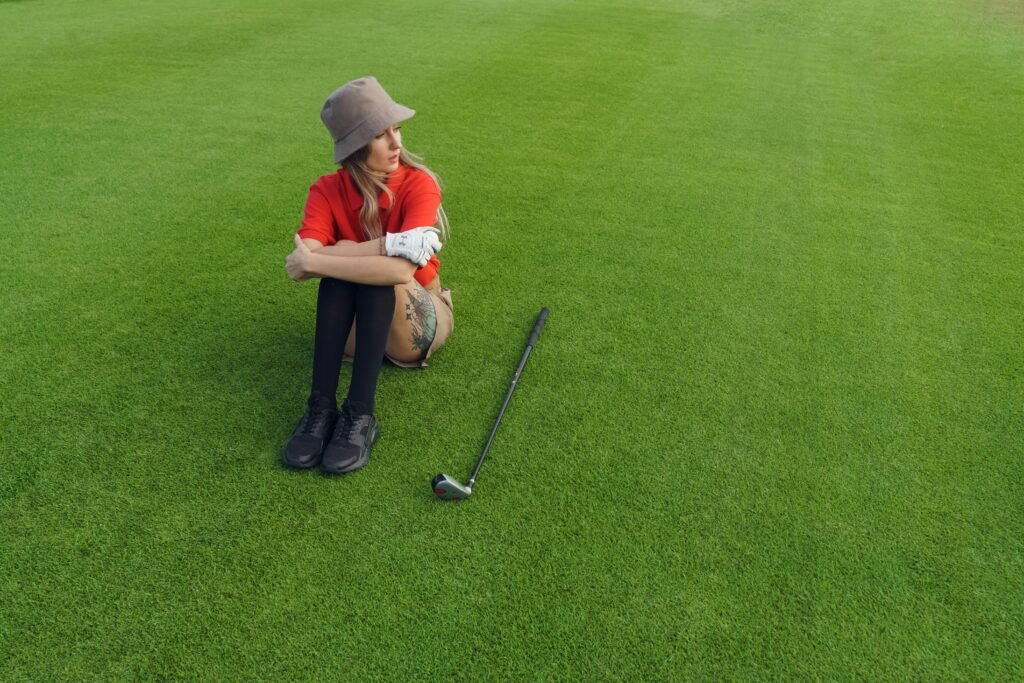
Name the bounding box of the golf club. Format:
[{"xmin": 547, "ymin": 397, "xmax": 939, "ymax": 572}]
[{"xmin": 432, "ymin": 307, "xmax": 549, "ymax": 500}]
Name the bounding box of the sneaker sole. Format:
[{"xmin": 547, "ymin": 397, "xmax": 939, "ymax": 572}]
[
  {"xmin": 321, "ymin": 422, "xmax": 380, "ymax": 474},
  {"xmin": 282, "ymin": 452, "xmax": 321, "ymax": 469}
]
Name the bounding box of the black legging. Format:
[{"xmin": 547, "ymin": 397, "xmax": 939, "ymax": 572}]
[{"xmin": 310, "ymin": 277, "xmax": 395, "ymax": 416}]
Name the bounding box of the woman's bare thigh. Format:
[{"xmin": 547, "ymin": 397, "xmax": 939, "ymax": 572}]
[{"xmin": 343, "ymin": 281, "xmax": 437, "ymax": 362}]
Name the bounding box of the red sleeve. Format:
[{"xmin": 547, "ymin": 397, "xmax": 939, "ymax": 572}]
[
  {"xmin": 297, "ymin": 182, "xmax": 336, "ymax": 246},
  {"xmin": 399, "ymin": 173, "xmax": 441, "ymax": 232},
  {"xmin": 401, "ymin": 172, "xmax": 442, "ymax": 286},
  {"xmin": 413, "ymin": 255, "xmax": 440, "ymax": 287}
]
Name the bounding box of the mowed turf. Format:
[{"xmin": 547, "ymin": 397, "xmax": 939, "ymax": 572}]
[{"xmin": 1, "ymin": 0, "xmax": 1022, "ymax": 678}]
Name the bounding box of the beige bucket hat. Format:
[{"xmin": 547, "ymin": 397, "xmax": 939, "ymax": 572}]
[{"xmin": 320, "ymin": 77, "xmax": 415, "ymax": 164}]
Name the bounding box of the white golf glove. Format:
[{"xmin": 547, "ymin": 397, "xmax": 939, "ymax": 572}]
[{"xmin": 384, "ymin": 227, "xmax": 443, "ymax": 267}]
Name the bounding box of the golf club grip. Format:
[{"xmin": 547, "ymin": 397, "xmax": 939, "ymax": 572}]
[{"xmin": 527, "ymin": 307, "xmax": 549, "ymax": 347}]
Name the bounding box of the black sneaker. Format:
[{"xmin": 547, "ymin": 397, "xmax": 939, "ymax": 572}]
[
  {"xmin": 282, "ymin": 398, "xmax": 338, "ymax": 469},
  {"xmin": 320, "ymin": 404, "xmax": 380, "ymax": 474}
]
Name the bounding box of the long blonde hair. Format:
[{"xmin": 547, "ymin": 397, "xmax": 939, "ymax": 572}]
[{"xmin": 341, "ymin": 147, "xmax": 450, "ymax": 242}]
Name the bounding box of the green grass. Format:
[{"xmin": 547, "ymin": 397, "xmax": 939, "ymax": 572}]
[{"xmin": 2, "ymin": 0, "xmax": 1022, "ymax": 678}]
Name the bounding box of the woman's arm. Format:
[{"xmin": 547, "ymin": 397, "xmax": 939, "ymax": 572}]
[
  {"xmin": 309, "ymin": 253, "xmax": 416, "ymax": 285},
  {"xmin": 312, "ymin": 239, "xmax": 383, "ymax": 257},
  {"xmin": 287, "ymin": 235, "xmax": 416, "ymax": 285}
]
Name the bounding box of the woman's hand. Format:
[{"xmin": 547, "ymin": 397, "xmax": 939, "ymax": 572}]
[
  {"xmin": 285, "ymin": 233, "xmax": 317, "ymax": 281},
  {"xmin": 385, "ymin": 227, "xmax": 443, "ymax": 267}
]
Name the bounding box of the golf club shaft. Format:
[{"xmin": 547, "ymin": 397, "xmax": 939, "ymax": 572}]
[{"xmin": 468, "ymin": 307, "xmax": 549, "ymax": 487}]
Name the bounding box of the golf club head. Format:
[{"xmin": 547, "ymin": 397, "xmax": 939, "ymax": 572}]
[{"xmin": 432, "ymin": 473, "xmax": 472, "ymax": 500}]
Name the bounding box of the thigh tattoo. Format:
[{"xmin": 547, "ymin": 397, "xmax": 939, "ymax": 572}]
[{"xmin": 405, "ymin": 287, "xmax": 437, "ymax": 355}]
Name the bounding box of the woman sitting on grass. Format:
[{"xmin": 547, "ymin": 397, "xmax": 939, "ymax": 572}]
[{"xmin": 282, "ymin": 76, "xmax": 453, "ymax": 474}]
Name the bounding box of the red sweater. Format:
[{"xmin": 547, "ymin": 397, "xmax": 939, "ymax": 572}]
[{"xmin": 298, "ymin": 164, "xmax": 442, "ymax": 286}]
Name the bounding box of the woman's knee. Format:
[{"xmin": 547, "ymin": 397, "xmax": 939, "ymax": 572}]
[
  {"xmin": 357, "ymin": 282, "xmax": 397, "ymax": 307},
  {"xmin": 318, "ymin": 276, "xmax": 355, "ymax": 297}
]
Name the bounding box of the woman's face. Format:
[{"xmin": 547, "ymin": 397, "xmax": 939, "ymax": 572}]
[{"xmin": 365, "ymin": 124, "xmax": 402, "ymax": 174}]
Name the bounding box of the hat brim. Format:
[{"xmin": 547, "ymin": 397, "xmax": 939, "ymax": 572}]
[{"xmin": 333, "ymin": 104, "xmax": 416, "ymax": 164}]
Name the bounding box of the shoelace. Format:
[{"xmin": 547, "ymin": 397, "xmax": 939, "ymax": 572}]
[
  {"xmin": 298, "ymin": 408, "xmax": 333, "ymax": 436},
  {"xmin": 338, "ymin": 411, "xmax": 360, "ymax": 440}
]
